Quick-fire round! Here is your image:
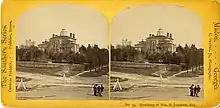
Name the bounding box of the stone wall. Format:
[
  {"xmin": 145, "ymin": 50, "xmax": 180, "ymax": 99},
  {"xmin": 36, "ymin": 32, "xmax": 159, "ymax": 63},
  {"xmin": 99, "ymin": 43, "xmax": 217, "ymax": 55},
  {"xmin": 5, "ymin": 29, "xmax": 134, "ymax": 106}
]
[
  {"xmin": 16, "ymin": 61, "xmax": 84, "ymax": 71},
  {"xmin": 111, "ymin": 61, "xmax": 181, "ymax": 71}
]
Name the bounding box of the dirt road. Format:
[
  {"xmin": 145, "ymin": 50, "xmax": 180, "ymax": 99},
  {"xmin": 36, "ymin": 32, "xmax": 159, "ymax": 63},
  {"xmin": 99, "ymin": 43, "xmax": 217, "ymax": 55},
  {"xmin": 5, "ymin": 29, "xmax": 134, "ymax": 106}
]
[
  {"xmin": 110, "ymin": 71, "xmax": 203, "ymax": 100},
  {"xmin": 16, "ymin": 71, "xmax": 109, "ymax": 100}
]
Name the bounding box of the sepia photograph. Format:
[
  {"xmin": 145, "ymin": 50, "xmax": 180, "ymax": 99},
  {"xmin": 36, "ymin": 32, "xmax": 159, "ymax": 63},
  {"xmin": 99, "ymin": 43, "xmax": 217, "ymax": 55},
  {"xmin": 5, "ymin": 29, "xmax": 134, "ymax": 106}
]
[
  {"xmin": 16, "ymin": 4, "xmax": 109, "ymax": 100},
  {"xmin": 110, "ymin": 5, "xmax": 204, "ymax": 100}
]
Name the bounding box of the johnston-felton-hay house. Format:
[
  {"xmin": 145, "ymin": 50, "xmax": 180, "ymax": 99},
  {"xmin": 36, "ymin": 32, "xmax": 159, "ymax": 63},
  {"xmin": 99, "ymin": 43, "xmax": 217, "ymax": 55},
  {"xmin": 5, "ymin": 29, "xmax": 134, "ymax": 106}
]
[
  {"xmin": 134, "ymin": 28, "xmax": 176, "ymax": 54},
  {"xmin": 38, "ymin": 29, "xmax": 79, "ymax": 53}
]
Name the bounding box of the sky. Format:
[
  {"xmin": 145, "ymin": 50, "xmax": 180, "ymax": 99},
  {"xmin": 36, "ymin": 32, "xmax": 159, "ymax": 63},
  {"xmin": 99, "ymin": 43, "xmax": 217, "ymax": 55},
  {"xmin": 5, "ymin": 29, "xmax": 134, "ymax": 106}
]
[
  {"xmin": 111, "ymin": 4, "xmax": 204, "ymax": 48},
  {"xmin": 16, "ymin": 4, "xmax": 108, "ymax": 48}
]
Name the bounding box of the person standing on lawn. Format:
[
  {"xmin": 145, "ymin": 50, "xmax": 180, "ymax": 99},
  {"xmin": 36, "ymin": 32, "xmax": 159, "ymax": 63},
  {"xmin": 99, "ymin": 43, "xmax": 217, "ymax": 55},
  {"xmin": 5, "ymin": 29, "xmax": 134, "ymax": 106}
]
[
  {"xmin": 100, "ymin": 84, "xmax": 104, "ymax": 96},
  {"xmin": 196, "ymin": 85, "xmax": 201, "ymax": 97},
  {"xmin": 93, "ymin": 84, "xmax": 98, "ymax": 96},
  {"xmin": 189, "ymin": 84, "xmax": 194, "ymax": 96}
]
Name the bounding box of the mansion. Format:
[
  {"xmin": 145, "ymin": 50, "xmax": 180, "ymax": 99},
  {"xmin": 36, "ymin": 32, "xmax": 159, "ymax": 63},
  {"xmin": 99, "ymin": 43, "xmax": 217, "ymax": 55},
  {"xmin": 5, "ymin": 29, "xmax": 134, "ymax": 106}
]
[
  {"xmin": 134, "ymin": 28, "xmax": 176, "ymax": 54},
  {"xmin": 38, "ymin": 29, "xmax": 79, "ymax": 53}
]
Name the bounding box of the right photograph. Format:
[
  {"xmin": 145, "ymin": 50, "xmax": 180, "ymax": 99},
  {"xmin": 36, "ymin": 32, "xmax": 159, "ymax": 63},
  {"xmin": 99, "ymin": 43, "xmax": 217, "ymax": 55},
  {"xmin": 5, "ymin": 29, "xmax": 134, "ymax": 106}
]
[{"xmin": 110, "ymin": 5, "xmax": 204, "ymax": 100}]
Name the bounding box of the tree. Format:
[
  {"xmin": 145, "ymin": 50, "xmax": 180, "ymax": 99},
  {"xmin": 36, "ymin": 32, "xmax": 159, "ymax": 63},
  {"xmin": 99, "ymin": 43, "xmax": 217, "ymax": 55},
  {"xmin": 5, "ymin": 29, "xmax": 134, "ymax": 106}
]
[
  {"xmin": 189, "ymin": 44, "xmax": 197, "ymax": 72},
  {"xmin": 79, "ymin": 45, "xmax": 87, "ymax": 54},
  {"xmin": 184, "ymin": 44, "xmax": 190, "ymax": 72},
  {"xmin": 176, "ymin": 45, "xmax": 184, "ymax": 53}
]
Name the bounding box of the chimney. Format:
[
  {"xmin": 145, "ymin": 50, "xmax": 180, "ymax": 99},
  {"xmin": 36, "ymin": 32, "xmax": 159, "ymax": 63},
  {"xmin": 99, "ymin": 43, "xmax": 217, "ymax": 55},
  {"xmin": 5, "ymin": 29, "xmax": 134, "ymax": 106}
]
[
  {"xmin": 167, "ymin": 33, "xmax": 169, "ymax": 37},
  {"xmin": 72, "ymin": 33, "xmax": 75, "ymax": 38},
  {"xmin": 170, "ymin": 34, "xmax": 172, "ymax": 38},
  {"xmin": 70, "ymin": 33, "xmax": 72, "ymax": 38}
]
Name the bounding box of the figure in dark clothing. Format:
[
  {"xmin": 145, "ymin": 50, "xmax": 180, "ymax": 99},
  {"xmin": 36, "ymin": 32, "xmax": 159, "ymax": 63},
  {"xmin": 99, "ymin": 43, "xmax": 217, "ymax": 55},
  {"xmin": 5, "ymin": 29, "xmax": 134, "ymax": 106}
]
[
  {"xmin": 189, "ymin": 84, "xmax": 194, "ymax": 96},
  {"xmin": 194, "ymin": 85, "xmax": 198, "ymax": 97},
  {"xmin": 93, "ymin": 84, "xmax": 98, "ymax": 96},
  {"xmin": 100, "ymin": 84, "xmax": 104, "ymax": 93},
  {"xmin": 97, "ymin": 85, "xmax": 101, "ymax": 96},
  {"xmin": 196, "ymin": 85, "xmax": 201, "ymax": 97}
]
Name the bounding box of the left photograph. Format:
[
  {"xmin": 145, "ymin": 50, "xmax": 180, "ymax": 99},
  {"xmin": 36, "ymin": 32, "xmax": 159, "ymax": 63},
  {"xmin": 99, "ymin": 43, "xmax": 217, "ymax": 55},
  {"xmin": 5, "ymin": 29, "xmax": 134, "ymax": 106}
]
[{"xmin": 16, "ymin": 4, "xmax": 109, "ymax": 100}]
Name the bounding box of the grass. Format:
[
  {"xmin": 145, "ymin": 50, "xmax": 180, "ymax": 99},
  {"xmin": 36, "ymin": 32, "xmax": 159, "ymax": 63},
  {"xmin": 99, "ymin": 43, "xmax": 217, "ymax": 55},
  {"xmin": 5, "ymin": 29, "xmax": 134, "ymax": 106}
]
[
  {"xmin": 78, "ymin": 66, "xmax": 109, "ymax": 77},
  {"xmin": 176, "ymin": 72, "xmax": 198, "ymax": 77},
  {"xmin": 111, "ymin": 66, "xmax": 180, "ymax": 78},
  {"xmin": 17, "ymin": 66, "xmax": 109, "ymax": 77},
  {"xmin": 138, "ymin": 85, "xmax": 158, "ymax": 88},
  {"xmin": 111, "ymin": 66, "xmax": 203, "ymax": 78},
  {"xmin": 176, "ymin": 68, "xmax": 203, "ymax": 78},
  {"xmin": 110, "ymin": 85, "xmax": 135, "ymax": 92},
  {"xmin": 16, "ymin": 76, "xmax": 32, "ymax": 82},
  {"xmin": 161, "ymin": 70, "xmax": 181, "ymax": 78},
  {"xmin": 16, "ymin": 84, "xmax": 39, "ymax": 92},
  {"xmin": 111, "ymin": 66, "xmax": 158, "ymax": 77},
  {"xmin": 17, "ymin": 66, "xmax": 81, "ymax": 77},
  {"xmin": 17, "ymin": 67, "xmax": 62, "ymax": 75},
  {"xmin": 110, "ymin": 76, "xmax": 128, "ymax": 82},
  {"xmin": 176, "ymin": 70, "xmax": 203, "ymax": 78}
]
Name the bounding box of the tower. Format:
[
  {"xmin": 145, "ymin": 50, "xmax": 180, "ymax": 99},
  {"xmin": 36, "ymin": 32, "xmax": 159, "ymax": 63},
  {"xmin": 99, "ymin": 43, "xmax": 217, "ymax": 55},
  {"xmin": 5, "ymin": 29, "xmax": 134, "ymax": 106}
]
[
  {"xmin": 157, "ymin": 28, "xmax": 164, "ymax": 36},
  {"xmin": 60, "ymin": 29, "xmax": 67, "ymax": 36}
]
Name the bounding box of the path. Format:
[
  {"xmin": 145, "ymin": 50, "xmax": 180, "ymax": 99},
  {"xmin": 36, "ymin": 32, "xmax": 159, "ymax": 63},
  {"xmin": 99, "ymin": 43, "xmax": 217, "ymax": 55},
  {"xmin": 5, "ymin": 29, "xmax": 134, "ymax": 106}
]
[
  {"xmin": 167, "ymin": 70, "xmax": 188, "ymax": 79},
  {"xmin": 167, "ymin": 66, "xmax": 203, "ymax": 79},
  {"xmin": 16, "ymin": 71, "xmax": 108, "ymax": 100},
  {"xmin": 111, "ymin": 71, "xmax": 203, "ymax": 88},
  {"xmin": 110, "ymin": 71, "xmax": 203, "ymax": 100},
  {"xmin": 16, "ymin": 71, "xmax": 108, "ymax": 87},
  {"xmin": 75, "ymin": 70, "xmax": 92, "ymax": 77},
  {"xmin": 75, "ymin": 65, "xmax": 108, "ymax": 77}
]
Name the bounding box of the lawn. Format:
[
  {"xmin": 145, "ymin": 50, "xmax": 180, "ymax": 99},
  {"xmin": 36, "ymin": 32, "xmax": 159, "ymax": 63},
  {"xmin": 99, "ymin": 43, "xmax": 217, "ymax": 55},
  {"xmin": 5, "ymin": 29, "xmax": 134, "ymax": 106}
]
[
  {"xmin": 16, "ymin": 66, "xmax": 81, "ymax": 77},
  {"xmin": 111, "ymin": 66, "xmax": 158, "ymax": 77},
  {"xmin": 111, "ymin": 66, "xmax": 203, "ymax": 78},
  {"xmin": 79, "ymin": 66, "xmax": 109, "ymax": 77},
  {"xmin": 176, "ymin": 69, "xmax": 203, "ymax": 78}
]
